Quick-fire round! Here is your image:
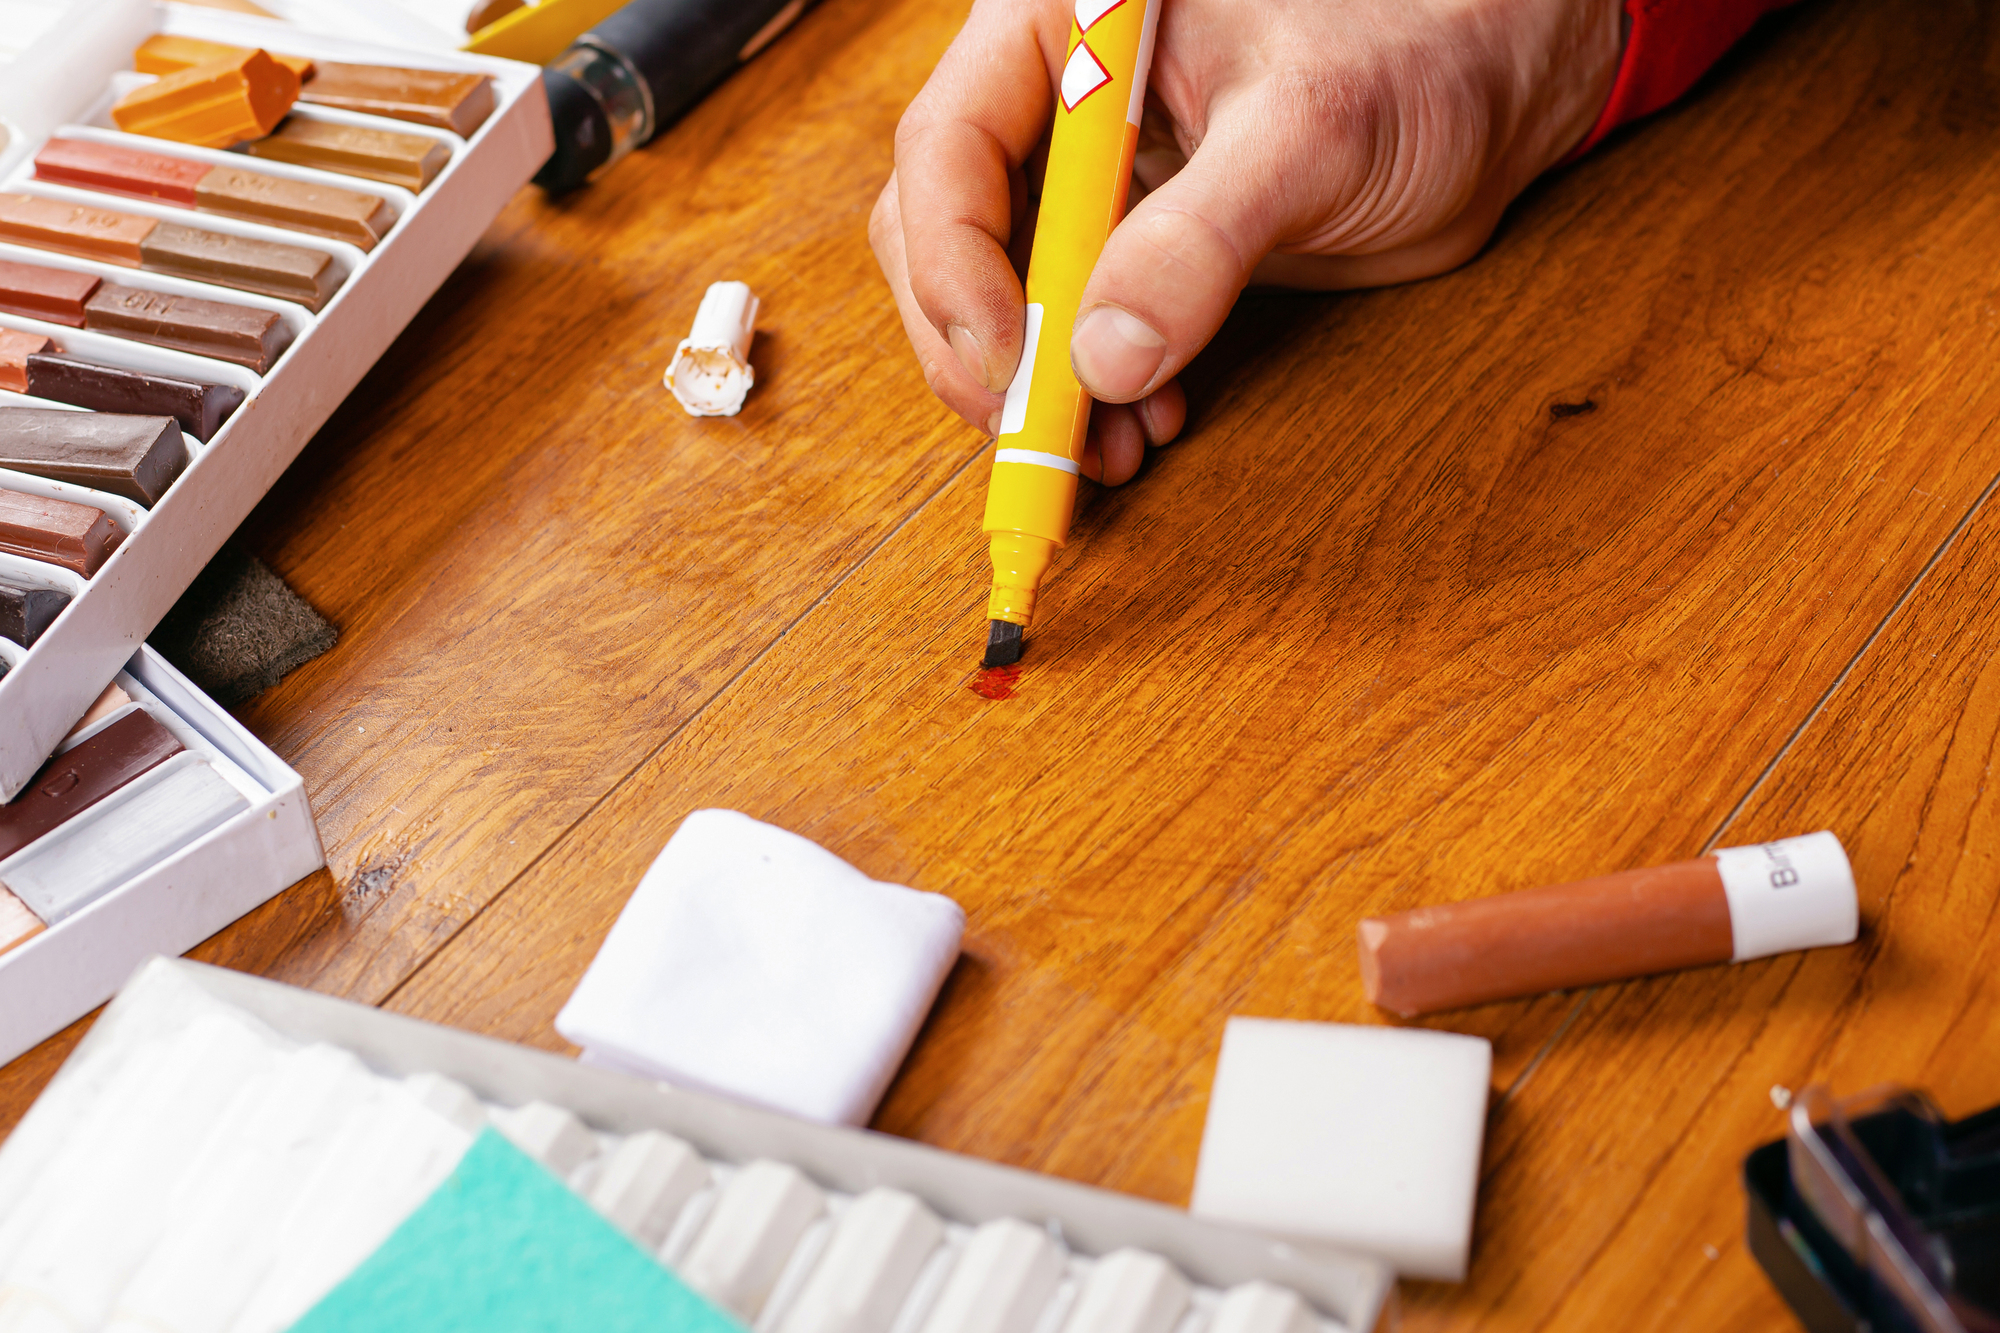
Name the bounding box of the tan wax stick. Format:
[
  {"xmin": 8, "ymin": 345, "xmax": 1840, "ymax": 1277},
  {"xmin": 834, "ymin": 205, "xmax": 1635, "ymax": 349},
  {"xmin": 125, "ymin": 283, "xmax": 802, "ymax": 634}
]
[
  {"xmin": 301, "ymin": 62, "xmax": 495, "ymax": 136},
  {"xmin": 137, "ymin": 222, "xmax": 338, "ymax": 311},
  {"xmin": 244, "ymin": 119, "xmax": 449, "ymax": 192},
  {"xmin": 0, "ymin": 888, "xmax": 41, "ymax": 956},
  {"xmin": 194, "ymin": 166, "xmax": 394, "ymax": 250},
  {"xmin": 1358, "ymin": 832, "xmax": 1859, "ymax": 1016}
]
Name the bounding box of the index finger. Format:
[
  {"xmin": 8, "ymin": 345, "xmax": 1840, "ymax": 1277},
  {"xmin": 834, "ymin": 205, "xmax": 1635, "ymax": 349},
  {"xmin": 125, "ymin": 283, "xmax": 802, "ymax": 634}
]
[{"xmin": 894, "ymin": 0, "xmax": 1073, "ymax": 393}]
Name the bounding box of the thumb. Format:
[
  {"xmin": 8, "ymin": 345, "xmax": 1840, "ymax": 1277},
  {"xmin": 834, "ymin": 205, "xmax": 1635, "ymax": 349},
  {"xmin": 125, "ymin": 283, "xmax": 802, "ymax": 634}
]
[{"xmin": 1069, "ymin": 113, "xmax": 1295, "ymax": 403}]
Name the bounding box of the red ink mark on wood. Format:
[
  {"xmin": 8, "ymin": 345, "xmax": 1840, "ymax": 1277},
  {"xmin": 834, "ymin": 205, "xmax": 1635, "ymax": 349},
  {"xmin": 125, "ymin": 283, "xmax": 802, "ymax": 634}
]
[{"xmin": 969, "ymin": 664, "xmax": 1022, "ymax": 700}]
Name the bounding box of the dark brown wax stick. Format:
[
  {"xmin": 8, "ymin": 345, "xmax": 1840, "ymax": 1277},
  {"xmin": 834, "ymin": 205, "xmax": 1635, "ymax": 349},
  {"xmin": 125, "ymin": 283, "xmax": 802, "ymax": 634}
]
[
  {"xmin": 0, "ymin": 260, "xmax": 99, "ymax": 327},
  {"xmin": 0, "ymin": 487, "xmax": 123, "ymax": 576},
  {"xmin": 24, "ymin": 355, "xmax": 243, "ymax": 442},
  {"xmin": 83, "ymin": 284, "xmax": 291, "ymax": 374},
  {"xmin": 0, "ymin": 408, "xmax": 188, "ymax": 506},
  {"xmin": 0, "ymin": 710, "xmax": 183, "ymax": 859},
  {"xmin": 0, "ymin": 580, "xmax": 68, "ymax": 647},
  {"xmin": 137, "ymin": 222, "xmax": 339, "ymax": 311}
]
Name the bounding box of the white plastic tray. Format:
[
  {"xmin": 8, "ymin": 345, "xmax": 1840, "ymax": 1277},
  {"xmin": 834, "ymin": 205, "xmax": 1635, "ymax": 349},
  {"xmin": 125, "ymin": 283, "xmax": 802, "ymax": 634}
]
[
  {"xmin": 28, "ymin": 957, "xmax": 1398, "ymax": 1331},
  {"xmin": 0, "ymin": 0, "xmax": 554, "ymax": 797},
  {"xmin": 0, "ymin": 646, "xmax": 325, "ymax": 1065}
]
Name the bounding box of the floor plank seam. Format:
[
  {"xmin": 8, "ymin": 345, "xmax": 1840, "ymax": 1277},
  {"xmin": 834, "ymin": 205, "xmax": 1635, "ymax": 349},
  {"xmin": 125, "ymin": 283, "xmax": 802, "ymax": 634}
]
[
  {"xmin": 1493, "ymin": 466, "xmax": 2000, "ymax": 1136},
  {"xmin": 1701, "ymin": 463, "xmax": 2000, "ymax": 854},
  {"xmin": 373, "ymin": 435, "xmax": 995, "ymax": 1011}
]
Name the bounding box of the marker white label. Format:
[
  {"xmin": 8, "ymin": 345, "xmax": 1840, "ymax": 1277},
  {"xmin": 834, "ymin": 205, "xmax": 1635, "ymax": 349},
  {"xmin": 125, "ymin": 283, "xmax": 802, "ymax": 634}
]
[
  {"xmin": 1715, "ymin": 831, "xmax": 1858, "ymax": 961},
  {"xmin": 997, "ymin": 303, "xmax": 1042, "ymax": 437}
]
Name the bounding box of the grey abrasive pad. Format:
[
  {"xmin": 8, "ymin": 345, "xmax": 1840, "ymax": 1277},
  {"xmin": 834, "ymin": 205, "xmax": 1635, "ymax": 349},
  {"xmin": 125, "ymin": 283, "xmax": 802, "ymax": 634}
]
[{"xmin": 149, "ymin": 546, "xmax": 338, "ymax": 706}]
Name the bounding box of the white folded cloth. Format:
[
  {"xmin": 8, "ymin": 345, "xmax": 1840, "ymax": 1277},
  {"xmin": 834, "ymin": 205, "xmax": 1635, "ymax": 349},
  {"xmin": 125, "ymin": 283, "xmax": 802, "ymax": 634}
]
[{"xmin": 556, "ymin": 810, "xmax": 966, "ymax": 1127}]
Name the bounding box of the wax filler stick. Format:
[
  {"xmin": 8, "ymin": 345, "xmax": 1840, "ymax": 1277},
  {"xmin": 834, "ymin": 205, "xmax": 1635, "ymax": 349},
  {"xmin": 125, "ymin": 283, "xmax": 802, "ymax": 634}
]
[
  {"xmin": 0, "ymin": 407, "xmax": 189, "ymax": 507},
  {"xmin": 35, "ymin": 139, "xmax": 393, "ymax": 254},
  {"xmin": 534, "ymin": 0, "xmax": 814, "ymax": 193},
  {"xmin": 977, "ymin": 0, "xmax": 1162, "ymax": 668},
  {"xmin": 1358, "ymin": 831, "xmax": 1859, "ymax": 1017},
  {"xmin": 246, "ymin": 119, "xmax": 450, "ymax": 193},
  {"xmin": 0, "ymin": 485, "xmax": 123, "ymax": 576},
  {"xmin": 0, "ymin": 709, "xmax": 182, "ymax": 859},
  {"xmin": 110, "ymin": 48, "xmax": 301, "ymax": 149}
]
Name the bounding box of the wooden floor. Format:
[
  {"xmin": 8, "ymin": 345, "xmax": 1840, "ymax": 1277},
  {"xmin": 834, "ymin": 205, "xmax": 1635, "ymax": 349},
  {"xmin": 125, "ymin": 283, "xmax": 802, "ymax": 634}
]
[{"xmin": 6, "ymin": 0, "xmax": 2000, "ymax": 1324}]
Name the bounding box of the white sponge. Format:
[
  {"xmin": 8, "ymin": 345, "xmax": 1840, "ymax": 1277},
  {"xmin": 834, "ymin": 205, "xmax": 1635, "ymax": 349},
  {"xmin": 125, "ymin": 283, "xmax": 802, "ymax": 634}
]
[
  {"xmin": 557, "ymin": 810, "xmax": 966, "ymax": 1127},
  {"xmin": 1189, "ymin": 1018, "xmax": 1491, "ymax": 1282}
]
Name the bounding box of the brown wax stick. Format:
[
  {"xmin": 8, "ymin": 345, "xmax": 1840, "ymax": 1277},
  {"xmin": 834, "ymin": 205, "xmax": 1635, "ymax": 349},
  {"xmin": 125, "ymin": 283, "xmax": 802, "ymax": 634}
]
[
  {"xmin": 300, "ymin": 62, "xmax": 495, "ymax": 136},
  {"xmin": 0, "ymin": 330, "xmax": 52, "ymax": 394},
  {"xmin": 84, "ymin": 283, "xmax": 291, "ymax": 374},
  {"xmin": 193, "ymin": 166, "xmax": 393, "ymax": 250},
  {"xmin": 1358, "ymin": 833, "xmax": 1859, "ymax": 1016},
  {"xmin": 0, "ymin": 194, "xmax": 156, "ymax": 266},
  {"xmin": 0, "ymin": 709, "xmax": 183, "ymax": 859},
  {"xmin": 0, "ymin": 579, "xmax": 69, "ymax": 647},
  {"xmin": 23, "ymin": 354, "xmax": 242, "ymax": 442},
  {"xmin": 0, "ymin": 260, "xmax": 100, "ymax": 327},
  {"xmin": 137, "ymin": 221, "xmax": 338, "ymax": 311},
  {"xmin": 1359, "ymin": 861, "xmax": 1733, "ymax": 1018},
  {"xmin": 0, "ymin": 408, "xmax": 189, "ymax": 506},
  {"xmin": 245, "ymin": 118, "xmax": 449, "ymax": 192},
  {"xmin": 0, "ymin": 486, "xmax": 123, "ymax": 576}
]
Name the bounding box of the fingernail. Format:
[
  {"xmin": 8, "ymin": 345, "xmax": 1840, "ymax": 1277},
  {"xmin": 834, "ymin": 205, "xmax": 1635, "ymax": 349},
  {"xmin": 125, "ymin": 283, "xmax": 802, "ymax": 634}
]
[
  {"xmin": 1071, "ymin": 306, "xmax": 1168, "ymax": 400},
  {"xmin": 948, "ymin": 324, "xmax": 993, "ymax": 390}
]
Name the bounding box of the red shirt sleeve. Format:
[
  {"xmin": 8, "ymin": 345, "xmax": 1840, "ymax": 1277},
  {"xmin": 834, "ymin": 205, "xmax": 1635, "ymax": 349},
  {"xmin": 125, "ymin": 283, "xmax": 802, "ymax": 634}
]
[{"xmin": 1570, "ymin": 0, "xmax": 1804, "ymax": 157}]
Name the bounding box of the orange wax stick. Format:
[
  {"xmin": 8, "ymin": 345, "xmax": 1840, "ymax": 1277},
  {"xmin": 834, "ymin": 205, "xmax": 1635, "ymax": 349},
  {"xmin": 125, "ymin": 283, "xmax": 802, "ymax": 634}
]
[
  {"xmin": 112, "ymin": 49, "xmax": 301, "ymax": 149},
  {"xmin": 0, "ymin": 194, "xmax": 155, "ymax": 266},
  {"xmin": 134, "ymin": 34, "xmax": 315, "ymax": 81}
]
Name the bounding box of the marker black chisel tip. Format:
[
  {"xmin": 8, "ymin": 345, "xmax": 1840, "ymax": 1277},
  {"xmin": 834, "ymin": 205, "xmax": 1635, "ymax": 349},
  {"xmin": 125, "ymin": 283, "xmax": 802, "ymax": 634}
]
[{"xmin": 982, "ymin": 619, "xmax": 1025, "ymax": 669}]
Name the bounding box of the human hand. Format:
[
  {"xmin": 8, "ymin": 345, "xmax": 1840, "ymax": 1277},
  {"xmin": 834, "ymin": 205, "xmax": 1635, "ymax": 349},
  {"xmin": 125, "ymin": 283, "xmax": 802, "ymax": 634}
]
[{"xmin": 870, "ymin": 0, "xmax": 1624, "ymax": 483}]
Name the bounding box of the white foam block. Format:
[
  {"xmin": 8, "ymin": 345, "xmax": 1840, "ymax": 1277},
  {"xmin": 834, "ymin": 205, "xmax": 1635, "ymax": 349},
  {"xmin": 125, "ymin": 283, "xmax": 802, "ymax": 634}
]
[
  {"xmin": 556, "ymin": 809, "xmax": 966, "ymax": 1127},
  {"xmin": 1189, "ymin": 1019, "xmax": 1491, "ymax": 1282}
]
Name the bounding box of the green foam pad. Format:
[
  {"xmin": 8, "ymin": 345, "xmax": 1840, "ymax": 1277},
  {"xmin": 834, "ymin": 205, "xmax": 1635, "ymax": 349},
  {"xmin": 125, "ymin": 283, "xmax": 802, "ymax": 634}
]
[{"xmin": 289, "ymin": 1127, "xmax": 743, "ymax": 1332}]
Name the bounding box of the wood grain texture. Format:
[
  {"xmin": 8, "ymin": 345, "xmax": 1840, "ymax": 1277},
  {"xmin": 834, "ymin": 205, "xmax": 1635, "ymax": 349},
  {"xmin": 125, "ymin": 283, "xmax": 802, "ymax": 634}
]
[{"xmin": 4, "ymin": 0, "xmax": 2000, "ymax": 1328}]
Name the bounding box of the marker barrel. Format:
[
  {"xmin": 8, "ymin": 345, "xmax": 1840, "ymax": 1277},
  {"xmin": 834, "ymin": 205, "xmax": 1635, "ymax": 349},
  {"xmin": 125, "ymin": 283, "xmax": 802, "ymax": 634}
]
[
  {"xmin": 1358, "ymin": 832, "xmax": 1858, "ymax": 1017},
  {"xmin": 536, "ymin": 0, "xmax": 810, "ymax": 193},
  {"xmin": 981, "ymin": 0, "xmax": 1162, "ymax": 626}
]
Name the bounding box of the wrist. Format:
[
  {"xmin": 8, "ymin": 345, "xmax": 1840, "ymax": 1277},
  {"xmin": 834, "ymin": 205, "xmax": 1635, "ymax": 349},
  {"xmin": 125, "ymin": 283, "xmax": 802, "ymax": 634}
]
[{"xmin": 1499, "ymin": 0, "xmax": 1628, "ymax": 187}]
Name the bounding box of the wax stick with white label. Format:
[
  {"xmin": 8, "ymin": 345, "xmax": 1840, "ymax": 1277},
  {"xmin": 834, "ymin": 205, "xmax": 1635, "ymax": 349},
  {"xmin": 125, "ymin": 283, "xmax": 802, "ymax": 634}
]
[
  {"xmin": 979, "ymin": 0, "xmax": 1162, "ymax": 668},
  {"xmin": 1356, "ymin": 831, "xmax": 1860, "ymax": 1017}
]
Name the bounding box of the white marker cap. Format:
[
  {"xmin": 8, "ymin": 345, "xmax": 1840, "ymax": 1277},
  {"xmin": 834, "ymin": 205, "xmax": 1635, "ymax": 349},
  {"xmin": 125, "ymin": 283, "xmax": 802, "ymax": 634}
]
[
  {"xmin": 665, "ymin": 281, "xmax": 759, "ymax": 417},
  {"xmin": 1714, "ymin": 831, "xmax": 1858, "ymax": 961}
]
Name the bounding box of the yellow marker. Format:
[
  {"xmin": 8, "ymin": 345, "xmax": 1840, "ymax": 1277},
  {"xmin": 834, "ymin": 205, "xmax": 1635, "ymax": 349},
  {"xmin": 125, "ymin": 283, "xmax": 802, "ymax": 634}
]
[{"xmin": 979, "ymin": 0, "xmax": 1162, "ymax": 667}]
